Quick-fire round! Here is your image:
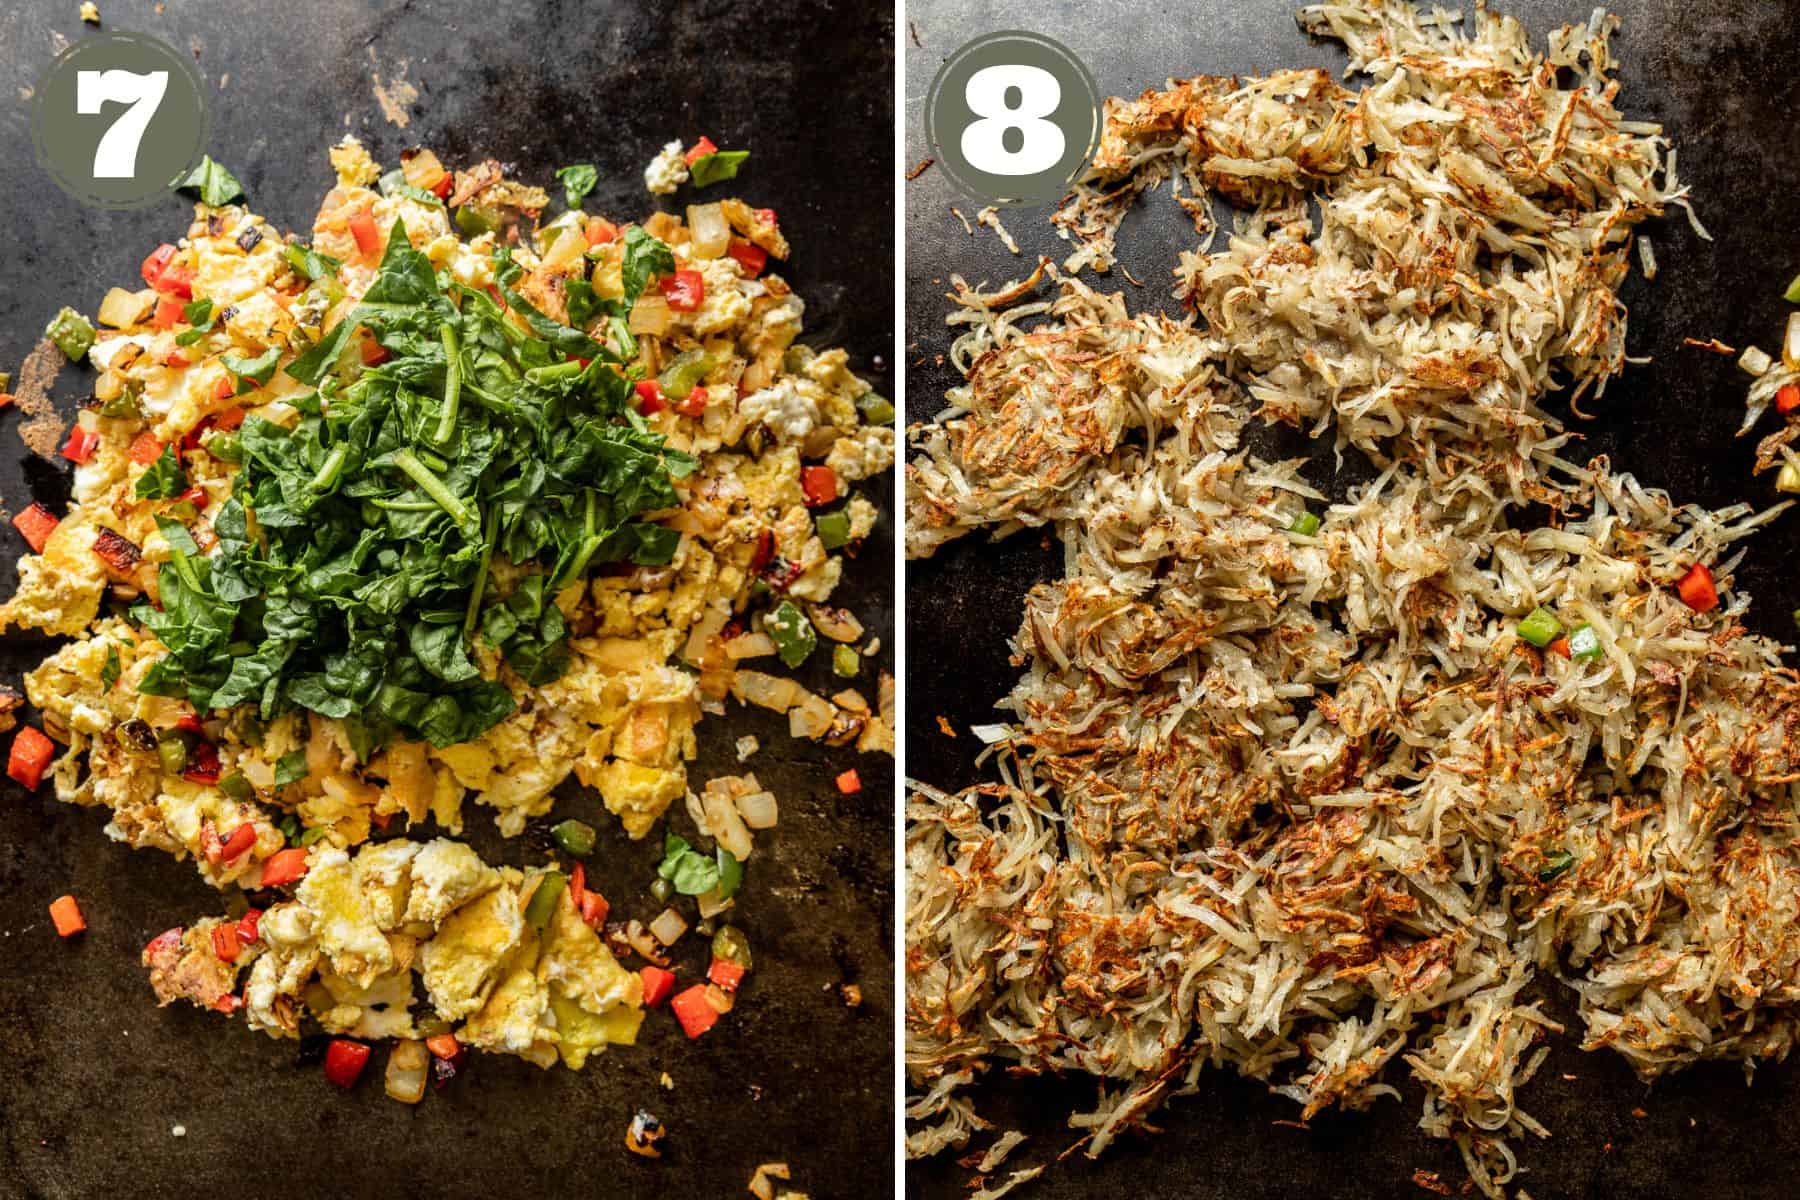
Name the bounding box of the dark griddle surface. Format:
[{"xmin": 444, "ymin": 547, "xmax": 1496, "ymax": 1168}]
[
  {"xmin": 905, "ymin": 1, "xmax": 1800, "ymax": 1196},
  {"xmin": 0, "ymin": 3, "xmax": 894, "ymax": 1197}
]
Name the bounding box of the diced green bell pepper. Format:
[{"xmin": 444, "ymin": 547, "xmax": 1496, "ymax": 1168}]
[
  {"xmin": 46, "ymin": 307, "xmax": 95, "ymax": 361},
  {"xmin": 765, "ymin": 601, "xmax": 816, "ymax": 668}
]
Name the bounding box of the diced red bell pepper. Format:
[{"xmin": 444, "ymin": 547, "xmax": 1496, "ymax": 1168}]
[
  {"xmin": 155, "ymin": 264, "xmax": 195, "ymax": 301},
  {"xmin": 707, "ymin": 958, "xmax": 747, "ymax": 992},
  {"xmin": 183, "ymin": 740, "xmax": 222, "ymax": 785},
  {"xmin": 584, "ymin": 217, "xmax": 619, "ymax": 247},
  {"xmin": 1677, "ymin": 563, "xmax": 1719, "ymax": 613},
  {"xmin": 237, "ymin": 908, "xmax": 262, "ymax": 944},
  {"xmin": 429, "ymin": 172, "xmax": 454, "ymax": 200},
  {"xmin": 163, "ymin": 349, "xmax": 190, "ymax": 368},
  {"xmin": 61, "ymin": 426, "xmax": 100, "ymax": 464},
  {"xmin": 129, "ymin": 430, "xmax": 164, "ymax": 464},
  {"xmin": 144, "ymin": 927, "xmax": 183, "ymax": 959},
  {"xmin": 486, "ymin": 284, "xmax": 508, "ymax": 311},
  {"xmin": 215, "ymin": 994, "xmax": 244, "ymax": 1014},
  {"xmin": 211, "ymin": 920, "xmax": 241, "ymax": 963},
  {"xmin": 323, "ymin": 1038, "xmax": 371, "ymax": 1089},
  {"xmin": 425, "ymin": 1034, "xmax": 461, "ymax": 1061},
  {"xmin": 8, "ymin": 726, "xmax": 55, "ymax": 791},
  {"xmin": 801, "ymin": 466, "xmax": 838, "ymax": 507},
  {"xmin": 676, "ymin": 387, "xmax": 708, "ymax": 419},
  {"xmin": 219, "ymin": 823, "xmax": 257, "ymax": 863},
  {"xmin": 175, "ymin": 713, "xmax": 206, "ymax": 734},
  {"xmin": 174, "ymin": 487, "xmax": 207, "ymax": 512},
  {"xmin": 726, "ymin": 239, "xmax": 767, "ymax": 278},
  {"xmin": 670, "ymin": 984, "xmax": 720, "ymax": 1038},
  {"xmin": 259, "ymin": 848, "xmax": 311, "ymax": 888},
  {"xmin": 1778, "ymin": 383, "xmax": 1800, "ymax": 415},
  {"xmin": 141, "ymin": 244, "xmax": 178, "ymax": 289},
  {"xmin": 749, "ymin": 529, "xmax": 775, "ymax": 575},
  {"xmin": 360, "ymin": 336, "xmax": 390, "ymax": 366},
  {"xmin": 49, "ymin": 894, "xmax": 86, "ymax": 938},
  {"xmin": 200, "ymin": 820, "xmax": 224, "ymax": 864},
  {"xmin": 213, "ymin": 375, "xmax": 237, "ymax": 402},
  {"xmin": 684, "ymin": 136, "xmax": 718, "ymax": 166},
  {"xmin": 571, "ymin": 860, "xmax": 609, "ymax": 928},
  {"xmin": 659, "ymin": 270, "xmax": 705, "ymax": 312},
  {"xmin": 639, "ymin": 966, "xmax": 676, "ymax": 1009},
  {"xmin": 635, "ymin": 379, "xmax": 667, "ymax": 415},
  {"xmin": 835, "ymin": 768, "xmax": 862, "ymax": 795},
  {"xmin": 1549, "ymin": 637, "xmax": 1571, "ymax": 660},
  {"xmin": 349, "ymin": 206, "xmax": 381, "ymax": 258},
  {"xmin": 12, "ymin": 502, "xmax": 59, "ymax": 553},
  {"xmin": 212, "ymin": 405, "xmax": 246, "ymax": 431},
  {"xmin": 153, "ymin": 297, "xmax": 184, "ymax": 329},
  {"xmin": 92, "ymin": 528, "xmax": 143, "ymax": 573}
]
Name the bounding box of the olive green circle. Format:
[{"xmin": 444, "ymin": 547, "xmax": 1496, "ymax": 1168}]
[
  {"xmin": 32, "ymin": 32, "xmax": 209, "ymax": 211},
  {"xmin": 924, "ymin": 30, "xmax": 1101, "ymax": 208}
]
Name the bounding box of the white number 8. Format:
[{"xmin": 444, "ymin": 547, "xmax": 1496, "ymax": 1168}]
[
  {"xmin": 961, "ymin": 64, "xmax": 1063, "ymax": 177},
  {"xmin": 76, "ymin": 68, "xmax": 169, "ymax": 179}
]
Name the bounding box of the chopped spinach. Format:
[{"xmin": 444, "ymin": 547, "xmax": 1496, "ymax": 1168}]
[
  {"xmin": 133, "ymin": 444, "xmax": 187, "ymax": 500},
  {"xmin": 174, "ymin": 155, "xmax": 245, "ymax": 207},
  {"xmin": 555, "ymin": 163, "xmax": 598, "ymax": 209},
  {"xmin": 135, "ymin": 216, "xmax": 693, "ymax": 751}
]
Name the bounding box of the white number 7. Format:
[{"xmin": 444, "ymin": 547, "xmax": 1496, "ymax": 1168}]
[{"xmin": 75, "ymin": 69, "xmax": 169, "ymax": 179}]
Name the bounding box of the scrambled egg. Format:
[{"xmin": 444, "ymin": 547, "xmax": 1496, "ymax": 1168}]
[{"xmin": 4, "ymin": 138, "xmax": 894, "ymax": 1080}]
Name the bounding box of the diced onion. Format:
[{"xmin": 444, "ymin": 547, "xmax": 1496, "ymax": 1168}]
[
  {"xmin": 1778, "ymin": 461, "xmax": 1800, "ymax": 494},
  {"xmin": 629, "ymin": 293, "xmax": 672, "ymax": 336},
  {"xmin": 696, "ymin": 887, "xmax": 734, "ymax": 920},
  {"xmin": 731, "ymin": 670, "xmax": 808, "ymax": 713},
  {"xmin": 626, "ymin": 919, "xmax": 669, "ymax": 965},
  {"xmin": 703, "ymin": 983, "xmax": 735, "ymax": 1014},
  {"xmin": 385, "ymin": 1040, "xmax": 429, "ymax": 1104},
  {"xmin": 543, "ymin": 225, "xmax": 588, "ymax": 273},
  {"xmin": 1740, "ymin": 345, "xmax": 1773, "ymax": 377},
  {"xmin": 687, "ymin": 202, "xmax": 730, "ymax": 260},
  {"xmin": 806, "ymin": 605, "xmax": 865, "ymax": 643},
  {"xmin": 724, "ymin": 631, "xmax": 778, "ymax": 660},
  {"xmin": 649, "ymin": 907, "xmax": 688, "ymax": 947},
  {"xmin": 98, "ymin": 287, "xmax": 154, "ymax": 329},
  {"xmin": 735, "ymin": 789, "xmax": 778, "ymax": 829},
  {"xmin": 970, "ymin": 723, "xmax": 1012, "ymax": 744},
  {"xmin": 1785, "ymin": 313, "xmax": 1800, "ymax": 370}
]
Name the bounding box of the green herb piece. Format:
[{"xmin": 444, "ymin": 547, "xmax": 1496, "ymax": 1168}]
[
  {"xmin": 815, "ymin": 509, "xmax": 851, "ymax": 550},
  {"xmin": 551, "ymin": 818, "xmax": 596, "ymax": 858},
  {"xmin": 45, "ymin": 307, "xmax": 95, "ymax": 360},
  {"xmin": 222, "ymin": 346, "xmax": 281, "ymax": 390},
  {"xmin": 1289, "ymin": 511, "xmax": 1322, "ymax": 537},
  {"xmin": 174, "ymin": 155, "xmax": 245, "ymax": 207},
  {"xmin": 1566, "ymin": 623, "xmax": 1603, "ymax": 661},
  {"xmin": 765, "ymin": 601, "xmax": 816, "ymax": 668},
  {"xmin": 857, "ymin": 393, "xmax": 895, "ymax": 425},
  {"xmin": 134, "ymin": 444, "xmax": 187, "ymax": 500},
  {"xmin": 1539, "ymin": 850, "xmax": 1576, "ymax": 882},
  {"xmin": 658, "ymin": 832, "xmax": 721, "ymax": 895},
  {"xmin": 620, "ymin": 226, "xmax": 676, "ymax": 305},
  {"xmin": 832, "ymin": 643, "xmax": 860, "ymax": 678},
  {"xmin": 1516, "ymin": 606, "xmax": 1561, "ymax": 649},
  {"xmin": 298, "ymin": 825, "xmax": 326, "ymax": 846},
  {"xmin": 282, "ymin": 243, "xmax": 342, "ymax": 282},
  {"xmin": 174, "ymin": 298, "xmax": 219, "ymax": 346},
  {"xmin": 101, "ymin": 644, "xmax": 121, "ymax": 691},
  {"xmin": 689, "ymin": 150, "xmax": 749, "ymax": 189},
  {"xmin": 274, "ymin": 750, "xmax": 308, "ymax": 788},
  {"xmin": 218, "ymin": 772, "xmax": 254, "ymax": 801},
  {"xmin": 715, "ymin": 848, "xmax": 743, "ymax": 901},
  {"xmin": 1787, "ymin": 273, "xmax": 1800, "ymax": 304},
  {"xmin": 524, "ymin": 871, "xmax": 567, "ymax": 929},
  {"xmin": 555, "ymin": 163, "xmax": 598, "ymax": 209},
  {"xmin": 156, "ymin": 734, "xmax": 187, "ymax": 775},
  {"xmin": 378, "ymin": 168, "xmax": 445, "ymax": 207}
]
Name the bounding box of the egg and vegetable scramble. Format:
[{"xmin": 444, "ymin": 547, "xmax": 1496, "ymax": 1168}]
[{"xmin": 2, "ymin": 140, "xmax": 893, "ymax": 1086}]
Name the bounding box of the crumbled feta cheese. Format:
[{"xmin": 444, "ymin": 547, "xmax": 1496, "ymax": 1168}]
[
  {"xmin": 740, "ymin": 380, "xmax": 820, "ymax": 443},
  {"xmin": 643, "ymin": 141, "xmax": 689, "ymax": 196}
]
